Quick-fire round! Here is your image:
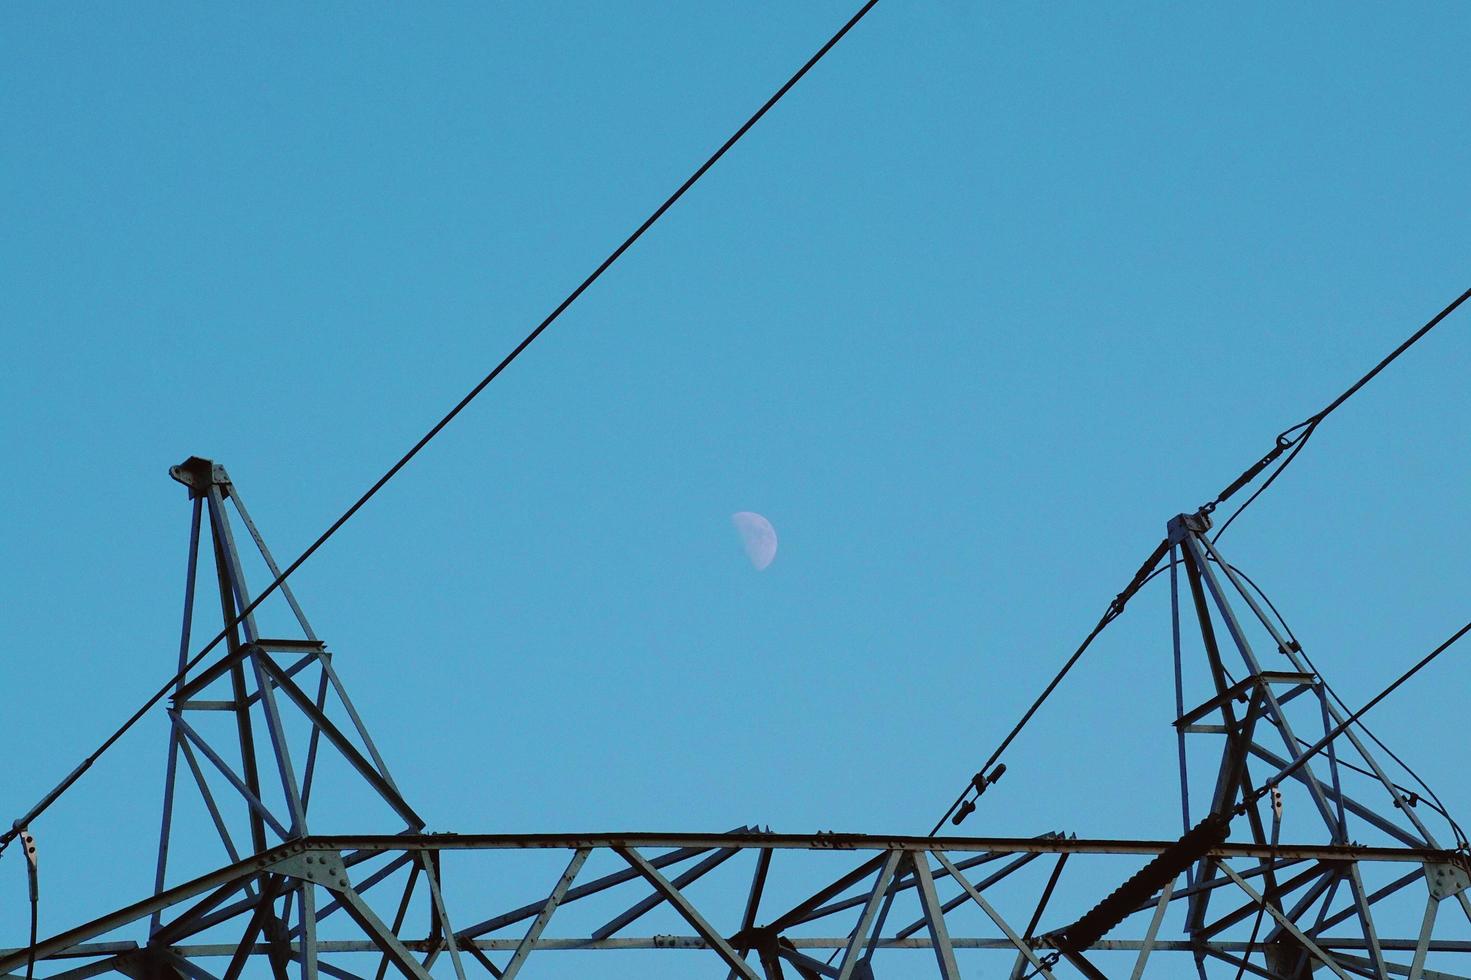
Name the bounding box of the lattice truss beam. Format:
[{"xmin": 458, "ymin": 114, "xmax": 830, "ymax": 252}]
[
  {"xmin": 3, "ymin": 462, "xmax": 1468, "ymax": 979},
  {"xmin": 2, "ymin": 834, "xmax": 1470, "ymax": 979}
]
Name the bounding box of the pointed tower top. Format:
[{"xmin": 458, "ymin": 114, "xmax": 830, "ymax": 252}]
[{"xmin": 168, "ymin": 456, "xmax": 231, "ymax": 496}]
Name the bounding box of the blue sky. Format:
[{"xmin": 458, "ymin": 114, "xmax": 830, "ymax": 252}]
[{"xmin": 5, "ymin": 2, "xmax": 1471, "ymax": 975}]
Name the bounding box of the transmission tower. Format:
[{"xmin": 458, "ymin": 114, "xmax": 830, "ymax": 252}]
[{"xmin": 1, "ymin": 459, "xmax": 1468, "ymax": 979}]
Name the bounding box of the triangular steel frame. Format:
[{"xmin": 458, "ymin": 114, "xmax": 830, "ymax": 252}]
[{"xmin": 1161, "ymin": 510, "xmax": 1470, "ymax": 979}]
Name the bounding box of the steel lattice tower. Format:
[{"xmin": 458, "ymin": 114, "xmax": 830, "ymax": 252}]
[{"xmin": 2, "ymin": 459, "xmax": 1469, "ymax": 979}]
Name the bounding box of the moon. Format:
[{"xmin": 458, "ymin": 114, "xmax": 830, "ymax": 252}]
[{"xmin": 731, "ymin": 512, "xmax": 777, "ymax": 571}]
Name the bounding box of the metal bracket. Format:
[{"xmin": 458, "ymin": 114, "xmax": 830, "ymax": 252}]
[
  {"xmin": 1167, "ymin": 511, "xmax": 1212, "ymax": 545},
  {"xmin": 168, "ymin": 456, "xmax": 231, "ymax": 496},
  {"xmin": 270, "ymin": 850, "xmax": 352, "ymax": 892},
  {"xmin": 1425, "ymin": 862, "xmax": 1471, "ymax": 900}
]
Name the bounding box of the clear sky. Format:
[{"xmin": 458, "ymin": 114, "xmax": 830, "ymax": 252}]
[{"xmin": 5, "ymin": 3, "xmax": 1471, "ymax": 976}]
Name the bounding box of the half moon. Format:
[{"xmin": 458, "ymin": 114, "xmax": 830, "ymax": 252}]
[{"xmin": 731, "ymin": 512, "xmax": 778, "ymax": 571}]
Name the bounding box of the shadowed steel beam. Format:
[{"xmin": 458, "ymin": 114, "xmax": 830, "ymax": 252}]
[
  {"xmin": 153, "ymin": 496, "xmax": 205, "ymax": 935},
  {"xmin": 1201, "ymin": 861, "xmax": 1323, "ymax": 939},
  {"xmin": 211, "ymin": 486, "xmax": 310, "ymax": 841},
  {"xmin": 8, "ymin": 835, "xmax": 1469, "ymax": 977},
  {"xmin": 417, "ymin": 851, "xmax": 467, "ymax": 980},
  {"xmin": 297, "ymin": 882, "xmax": 319, "ymax": 980},
  {"xmin": 834, "ymin": 851, "xmax": 901, "ymax": 980},
  {"xmin": 1024, "ymin": 853, "xmax": 1068, "ymax": 941},
  {"xmin": 1218, "ymin": 862, "xmax": 1351, "ymax": 979},
  {"xmin": 1346, "ymin": 860, "xmax": 1389, "ymax": 978},
  {"xmin": 317, "ymin": 883, "xmax": 429, "ymax": 980},
  {"xmin": 614, "ymin": 845, "xmax": 762, "ymax": 980},
  {"xmin": 225, "ymin": 489, "xmax": 316, "ymax": 641},
  {"xmin": 767, "ymin": 853, "xmax": 888, "ymax": 933},
  {"xmin": 1409, "ymin": 894, "xmax": 1440, "ymax": 980},
  {"xmin": 932, "ymin": 852, "xmax": 1054, "ymax": 979},
  {"xmin": 895, "ymin": 852, "xmax": 1042, "ymax": 941},
  {"xmin": 1155, "ymin": 856, "xmax": 1307, "ymax": 917},
  {"xmin": 910, "ymin": 853, "xmax": 961, "ymax": 980},
  {"xmin": 221, "ymin": 876, "xmax": 283, "ymax": 980},
  {"xmin": 170, "ymin": 713, "xmax": 290, "ymax": 841},
  {"xmin": 373, "ymin": 862, "xmax": 421, "ymax": 980},
  {"xmin": 254, "ymin": 652, "xmax": 422, "ymax": 829},
  {"xmin": 456, "ymin": 835, "xmax": 741, "ymax": 938},
  {"xmin": 29, "ymin": 936, "xmax": 1471, "ymax": 955},
  {"xmin": 250, "ymin": 832, "xmax": 1458, "ymax": 861},
  {"xmin": 500, "ymin": 848, "xmax": 588, "ymax": 980},
  {"xmin": 174, "ymin": 734, "xmax": 244, "ymax": 865},
  {"xmin": 1199, "ymin": 531, "xmax": 1444, "ymax": 848},
  {"xmin": 1312, "ymin": 867, "xmax": 1423, "ymax": 935},
  {"xmin": 152, "ymin": 877, "xmax": 258, "ymax": 949},
  {"xmin": 1129, "ymin": 876, "xmax": 1174, "ymax": 980},
  {"xmin": 298, "ymin": 668, "xmax": 332, "ymax": 815},
  {"xmin": 1190, "ymin": 535, "xmax": 1358, "ymax": 842},
  {"xmin": 1335, "ymin": 952, "xmax": 1466, "ymax": 979},
  {"xmin": 292, "ymin": 853, "xmax": 414, "ymax": 940},
  {"xmin": 593, "ymin": 845, "xmax": 739, "ymax": 939},
  {"xmin": 1249, "ymin": 743, "xmax": 1426, "ymax": 848},
  {"xmin": 776, "ymin": 943, "xmax": 839, "ymax": 977},
  {"xmin": 729, "ymin": 847, "xmax": 774, "ymax": 980}
]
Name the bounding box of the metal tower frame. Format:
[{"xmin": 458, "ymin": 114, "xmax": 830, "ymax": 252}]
[{"xmin": 3, "ymin": 461, "xmax": 1469, "ymax": 979}]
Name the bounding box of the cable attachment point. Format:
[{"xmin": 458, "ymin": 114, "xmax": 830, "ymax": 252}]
[
  {"xmin": 19, "ymin": 827, "xmax": 37, "ymax": 900},
  {"xmin": 950, "ymin": 764, "xmax": 1007, "ymax": 826}
]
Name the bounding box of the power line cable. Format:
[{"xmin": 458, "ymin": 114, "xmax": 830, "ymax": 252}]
[
  {"xmin": 930, "ymin": 537, "xmax": 1172, "ymax": 834},
  {"xmin": 937, "ymin": 285, "xmax": 1471, "ymax": 832},
  {"xmin": 1208, "ymin": 286, "xmax": 1471, "ymax": 542},
  {"xmin": 0, "ymin": 0, "xmax": 882, "ymax": 858},
  {"xmin": 1246, "ymin": 612, "xmax": 1471, "ymax": 823},
  {"xmin": 1226, "ymin": 563, "xmax": 1467, "ymax": 847},
  {"xmin": 1144, "ymin": 553, "xmax": 1461, "ymax": 842}
]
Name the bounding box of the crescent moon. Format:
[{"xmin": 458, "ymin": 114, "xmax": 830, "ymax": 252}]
[{"xmin": 731, "ymin": 512, "xmax": 778, "ymax": 571}]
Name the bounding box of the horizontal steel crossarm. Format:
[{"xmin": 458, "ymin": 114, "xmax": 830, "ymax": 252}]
[
  {"xmin": 1174, "ymin": 671, "xmax": 1315, "ymax": 730},
  {"xmin": 296, "ymin": 832, "xmax": 1460, "ymax": 862},
  {"xmin": 3, "ymin": 833, "xmax": 1464, "ymax": 975},
  {"xmin": 172, "ymin": 639, "xmax": 318, "ymax": 705},
  {"xmin": 25, "ymin": 937, "xmax": 1471, "ymax": 957}
]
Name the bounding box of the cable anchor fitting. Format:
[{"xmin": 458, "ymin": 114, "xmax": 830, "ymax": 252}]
[{"xmin": 950, "ymin": 763, "xmax": 1007, "ymax": 826}]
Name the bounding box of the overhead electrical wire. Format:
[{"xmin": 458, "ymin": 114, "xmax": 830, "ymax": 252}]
[
  {"xmin": 1226, "ymin": 562, "xmax": 1467, "ymax": 848},
  {"xmin": 936, "ymin": 283, "xmax": 1471, "ymax": 832},
  {"xmin": 0, "ymin": 0, "xmax": 882, "ymax": 859},
  {"xmin": 929, "ymin": 536, "xmax": 1172, "ymax": 835},
  {"xmin": 1208, "ymin": 285, "xmax": 1471, "ymax": 542},
  {"xmin": 1245, "ymin": 612, "xmax": 1471, "ymax": 817},
  {"xmin": 1127, "ymin": 554, "xmax": 1463, "ymax": 844}
]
